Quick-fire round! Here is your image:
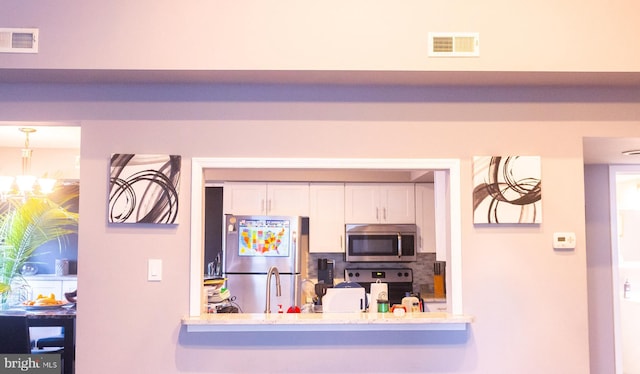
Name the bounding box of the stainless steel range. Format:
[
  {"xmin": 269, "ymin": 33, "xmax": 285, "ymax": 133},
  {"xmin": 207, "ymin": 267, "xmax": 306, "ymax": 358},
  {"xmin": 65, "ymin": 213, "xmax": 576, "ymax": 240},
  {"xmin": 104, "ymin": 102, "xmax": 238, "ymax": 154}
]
[{"xmin": 344, "ymin": 267, "xmax": 413, "ymax": 306}]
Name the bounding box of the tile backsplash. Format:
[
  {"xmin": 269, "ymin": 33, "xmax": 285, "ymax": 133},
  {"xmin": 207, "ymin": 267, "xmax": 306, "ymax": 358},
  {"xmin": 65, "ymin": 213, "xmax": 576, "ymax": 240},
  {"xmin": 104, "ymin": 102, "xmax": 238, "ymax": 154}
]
[{"xmin": 307, "ymin": 252, "xmax": 440, "ymax": 297}]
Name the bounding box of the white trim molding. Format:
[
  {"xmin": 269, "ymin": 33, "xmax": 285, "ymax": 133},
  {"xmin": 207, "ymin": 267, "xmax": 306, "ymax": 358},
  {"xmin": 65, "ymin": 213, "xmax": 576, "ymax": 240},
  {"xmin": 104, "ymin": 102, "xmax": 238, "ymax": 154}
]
[{"xmin": 189, "ymin": 158, "xmax": 463, "ymax": 317}]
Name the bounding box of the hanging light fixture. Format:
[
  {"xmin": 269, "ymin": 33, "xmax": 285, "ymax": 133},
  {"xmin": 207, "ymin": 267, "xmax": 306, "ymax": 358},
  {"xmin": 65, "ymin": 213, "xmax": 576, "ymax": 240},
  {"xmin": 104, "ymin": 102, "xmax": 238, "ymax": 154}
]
[{"xmin": 0, "ymin": 127, "xmax": 56, "ymax": 201}]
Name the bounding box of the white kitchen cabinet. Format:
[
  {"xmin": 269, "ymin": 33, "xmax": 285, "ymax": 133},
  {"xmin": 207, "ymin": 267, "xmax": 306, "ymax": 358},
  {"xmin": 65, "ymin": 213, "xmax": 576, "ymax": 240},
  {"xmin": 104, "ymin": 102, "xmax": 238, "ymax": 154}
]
[
  {"xmin": 222, "ymin": 182, "xmax": 265, "ymax": 215},
  {"xmin": 433, "ymin": 170, "xmax": 450, "ymax": 262},
  {"xmin": 309, "ymin": 183, "xmax": 345, "ymax": 253},
  {"xmin": 223, "ymin": 182, "xmax": 310, "ymax": 216},
  {"xmin": 415, "ymin": 183, "xmax": 437, "ymax": 253},
  {"xmin": 26, "ymin": 280, "xmax": 60, "ymax": 299},
  {"xmin": 344, "ymin": 183, "xmax": 415, "ymax": 224},
  {"xmin": 267, "ymin": 183, "xmax": 310, "ymax": 216},
  {"xmin": 23, "ymin": 276, "xmax": 78, "ymax": 300}
]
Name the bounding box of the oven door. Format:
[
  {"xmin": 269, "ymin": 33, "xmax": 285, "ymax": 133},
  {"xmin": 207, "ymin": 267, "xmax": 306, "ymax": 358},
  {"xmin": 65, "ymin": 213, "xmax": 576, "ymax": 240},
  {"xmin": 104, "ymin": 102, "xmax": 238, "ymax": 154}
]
[{"xmin": 345, "ymin": 229, "xmax": 416, "ymax": 262}]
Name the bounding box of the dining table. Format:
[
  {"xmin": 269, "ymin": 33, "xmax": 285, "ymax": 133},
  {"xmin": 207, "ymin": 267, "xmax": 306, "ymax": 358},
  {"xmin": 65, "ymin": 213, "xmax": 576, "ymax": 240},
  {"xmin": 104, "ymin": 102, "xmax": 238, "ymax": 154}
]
[{"xmin": 0, "ymin": 304, "xmax": 76, "ymax": 374}]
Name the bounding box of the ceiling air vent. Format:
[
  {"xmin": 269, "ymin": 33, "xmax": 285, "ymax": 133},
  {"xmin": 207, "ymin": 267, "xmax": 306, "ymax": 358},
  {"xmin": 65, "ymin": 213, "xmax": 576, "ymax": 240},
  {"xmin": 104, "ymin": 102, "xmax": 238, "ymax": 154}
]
[
  {"xmin": 0, "ymin": 28, "xmax": 39, "ymax": 53},
  {"xmin": 428, "ymin": 32, "xmax": 479, "ymax": 57}
]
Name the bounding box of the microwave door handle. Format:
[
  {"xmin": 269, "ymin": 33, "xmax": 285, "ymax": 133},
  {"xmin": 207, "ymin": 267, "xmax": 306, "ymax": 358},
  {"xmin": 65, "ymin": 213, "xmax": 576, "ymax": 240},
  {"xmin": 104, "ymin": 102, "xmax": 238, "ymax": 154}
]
[{"xmin": 397, "ymin": 233, "xmax": 402, "ymax": 258}]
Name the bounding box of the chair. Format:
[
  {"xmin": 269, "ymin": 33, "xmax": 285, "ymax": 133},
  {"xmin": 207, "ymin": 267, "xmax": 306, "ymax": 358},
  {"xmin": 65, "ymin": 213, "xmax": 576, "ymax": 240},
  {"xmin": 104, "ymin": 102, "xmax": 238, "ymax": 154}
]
[
  {"xmin": 0, "ymin": 315, "xmax": 32, "ymax": 354},
  {"xmin": 35, "ymin": 333, "xmax": 64, "ymax": 352}
]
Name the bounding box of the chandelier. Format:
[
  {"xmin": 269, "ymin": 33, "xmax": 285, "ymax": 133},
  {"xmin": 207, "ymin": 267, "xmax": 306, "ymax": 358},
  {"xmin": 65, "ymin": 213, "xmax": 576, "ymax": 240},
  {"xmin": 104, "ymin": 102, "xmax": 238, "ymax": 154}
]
[{"xmin": 0, "ymin": 128, "xmax": 56, "ymax": 201}]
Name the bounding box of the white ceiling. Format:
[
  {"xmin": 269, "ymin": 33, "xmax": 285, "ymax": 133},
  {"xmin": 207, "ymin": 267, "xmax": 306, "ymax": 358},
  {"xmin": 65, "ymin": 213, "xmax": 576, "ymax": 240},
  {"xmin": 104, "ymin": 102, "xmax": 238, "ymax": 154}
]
[
  {"xmin": 0, "ymin": 124, "xmax": 80, "ymax": 149},
  {"xmin": 583, "ymin": 137, "xmax": 640, "ymax": 165}
]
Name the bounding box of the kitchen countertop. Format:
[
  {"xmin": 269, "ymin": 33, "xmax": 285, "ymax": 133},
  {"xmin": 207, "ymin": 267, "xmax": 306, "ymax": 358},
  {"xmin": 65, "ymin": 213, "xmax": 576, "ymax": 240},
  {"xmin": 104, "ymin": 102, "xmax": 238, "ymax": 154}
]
[{"xmin": 182, "ymin": 312, "xmax": 473, "ymax": 332}]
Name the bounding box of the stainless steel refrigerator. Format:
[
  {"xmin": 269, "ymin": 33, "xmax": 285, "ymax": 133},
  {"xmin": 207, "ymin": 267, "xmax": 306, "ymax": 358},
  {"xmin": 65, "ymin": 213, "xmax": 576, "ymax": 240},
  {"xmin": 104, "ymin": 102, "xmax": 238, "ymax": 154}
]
[{"xmin": 223, "ymin": 214, "xmax": 308, "ymax": 313}]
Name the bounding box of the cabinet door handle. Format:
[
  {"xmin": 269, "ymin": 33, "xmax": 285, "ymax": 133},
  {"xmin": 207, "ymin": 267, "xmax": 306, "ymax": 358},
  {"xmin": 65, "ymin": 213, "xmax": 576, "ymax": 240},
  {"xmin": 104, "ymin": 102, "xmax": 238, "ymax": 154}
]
[
  {"xmin": 268, "ymin": 199, "xmax": 272, "ymax": 213},
  {"xmin": 261, "ymin": 199, "xmax": 265, "ymax": 214},
  {"xmin": 383, "ymin": 208, "xmax": 387, "ymax": 220},
  {"xmin": 340, "ymin": 235, "xmax": 343, "ymax": 249},
  {"xmin": 376, "ymin": 208, "xmax": 379, "ymax": 221}
]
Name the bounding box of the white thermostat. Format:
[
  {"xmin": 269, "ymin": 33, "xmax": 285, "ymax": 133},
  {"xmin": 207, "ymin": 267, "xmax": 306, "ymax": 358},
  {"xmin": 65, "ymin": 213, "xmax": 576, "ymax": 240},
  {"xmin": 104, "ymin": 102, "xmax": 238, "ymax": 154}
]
[{"xmin": 553, "ymin": 232, "xmax": 576, "ymax": 249}]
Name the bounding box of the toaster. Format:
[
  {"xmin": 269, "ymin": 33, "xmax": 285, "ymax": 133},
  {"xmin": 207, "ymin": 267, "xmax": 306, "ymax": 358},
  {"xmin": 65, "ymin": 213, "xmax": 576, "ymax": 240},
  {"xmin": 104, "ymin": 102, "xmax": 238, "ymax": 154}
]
[{"xmin": 321, "ymin": 288, "xmax": 366, "ymax": 313}]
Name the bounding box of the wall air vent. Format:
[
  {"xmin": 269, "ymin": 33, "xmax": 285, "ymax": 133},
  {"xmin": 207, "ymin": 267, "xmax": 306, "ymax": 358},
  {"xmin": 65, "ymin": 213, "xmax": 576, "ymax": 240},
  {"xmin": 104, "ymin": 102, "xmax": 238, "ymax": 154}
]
[
  {"xmin": 428, "ymin": 32, "xmax": 479, "ymax": 57},
  {"xmin": 0, "ymin": 28, "xmax": 39, "ymax": 53}
]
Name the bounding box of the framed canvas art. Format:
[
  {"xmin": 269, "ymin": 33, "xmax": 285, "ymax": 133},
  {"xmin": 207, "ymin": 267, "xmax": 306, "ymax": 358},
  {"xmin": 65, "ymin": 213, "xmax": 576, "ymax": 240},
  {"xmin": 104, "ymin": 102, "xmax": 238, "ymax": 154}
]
[
  {"xmin": 108, "ymin": 154, "xmax": 181, "ymax": 224},
  {"xmin": 472, "ymin": 156, "xmax": 541, "ymax": 224}
]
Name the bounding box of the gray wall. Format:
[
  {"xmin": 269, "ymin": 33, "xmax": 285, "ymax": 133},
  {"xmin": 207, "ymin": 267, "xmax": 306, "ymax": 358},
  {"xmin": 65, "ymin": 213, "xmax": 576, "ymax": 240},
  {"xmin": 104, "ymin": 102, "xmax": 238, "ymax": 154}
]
[{"xmin": 2, "ymin": 82, "xmax": 638, "ymax": 372}]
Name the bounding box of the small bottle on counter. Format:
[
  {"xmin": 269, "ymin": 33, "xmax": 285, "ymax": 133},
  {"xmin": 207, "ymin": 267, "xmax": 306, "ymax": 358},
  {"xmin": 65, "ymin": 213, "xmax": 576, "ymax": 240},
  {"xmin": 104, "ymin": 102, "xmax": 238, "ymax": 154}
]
[
  {"xmin": 624, "ymin": 279, "xmax": 631, "ymax": 299},
  {"xmin": 300, "ymin": 279, "xmax": 315, "ymax": 313},
  {"xmin": 377, "ymin": 298, "xmax": 390, "ymax": 313},
  {"xmin": 402, "ymin": 295, "xmax": 421, "ymax": 313}
]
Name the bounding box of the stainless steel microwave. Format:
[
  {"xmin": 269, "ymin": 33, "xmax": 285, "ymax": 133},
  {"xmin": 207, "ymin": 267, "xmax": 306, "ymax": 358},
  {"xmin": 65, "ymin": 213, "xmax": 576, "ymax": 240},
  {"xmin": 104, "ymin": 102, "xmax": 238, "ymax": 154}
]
[{"xmin": 345, "ymin": 224, "xmax": 417, "ymax": 262}]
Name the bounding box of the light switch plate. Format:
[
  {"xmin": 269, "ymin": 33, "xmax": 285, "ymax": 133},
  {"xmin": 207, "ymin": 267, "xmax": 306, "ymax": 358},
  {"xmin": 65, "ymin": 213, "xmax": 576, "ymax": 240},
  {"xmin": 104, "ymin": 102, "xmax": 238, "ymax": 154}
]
[
  {"xmin": 148, "ymin": 259, "xmax": 162, "ymax": 281},
  {"xmin": 553, "ymin": 232, "xmax": 576, "ymax": 250}
]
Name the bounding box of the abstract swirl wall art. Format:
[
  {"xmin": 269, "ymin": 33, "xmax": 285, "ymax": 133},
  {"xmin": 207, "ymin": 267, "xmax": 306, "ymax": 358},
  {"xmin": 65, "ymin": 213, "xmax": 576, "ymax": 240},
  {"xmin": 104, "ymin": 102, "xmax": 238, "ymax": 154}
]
[
  {"xmin": 472, "ymin": 156, "xmax": 542, "ymax": 224},
  {"xmin": 109, "ymin": 154, "xmax": 181, "ymax": 224}
]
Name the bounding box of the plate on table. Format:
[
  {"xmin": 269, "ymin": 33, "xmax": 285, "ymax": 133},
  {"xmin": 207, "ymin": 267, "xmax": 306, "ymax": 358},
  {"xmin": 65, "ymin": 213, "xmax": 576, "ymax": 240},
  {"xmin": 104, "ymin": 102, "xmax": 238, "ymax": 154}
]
[{"xmin": 22, "ymin": 302, "xmax": 70, "ymax": 310}]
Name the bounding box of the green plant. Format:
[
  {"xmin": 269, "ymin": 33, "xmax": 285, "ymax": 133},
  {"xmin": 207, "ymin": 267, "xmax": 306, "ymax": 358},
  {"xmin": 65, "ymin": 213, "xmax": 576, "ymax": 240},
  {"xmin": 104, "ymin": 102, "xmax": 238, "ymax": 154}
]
[{"xmin": 0, "ymin": 197, "xmax": 78, "ymax": 305}]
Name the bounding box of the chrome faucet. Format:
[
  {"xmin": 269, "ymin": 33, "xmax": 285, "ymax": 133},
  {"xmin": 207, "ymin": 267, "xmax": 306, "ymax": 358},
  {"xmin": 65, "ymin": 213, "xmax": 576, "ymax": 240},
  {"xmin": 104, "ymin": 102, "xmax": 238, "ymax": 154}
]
[{"xmin": 265, "ymin": 266, "xmax": 281, "ymax": 313}]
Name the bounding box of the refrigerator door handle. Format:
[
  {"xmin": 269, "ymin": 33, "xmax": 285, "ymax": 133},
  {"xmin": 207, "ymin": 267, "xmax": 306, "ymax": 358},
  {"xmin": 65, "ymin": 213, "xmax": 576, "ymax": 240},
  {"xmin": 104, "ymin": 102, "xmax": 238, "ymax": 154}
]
[{"xmin": 292, "ymin": 230, "xmax": 298, "ymax": 267}]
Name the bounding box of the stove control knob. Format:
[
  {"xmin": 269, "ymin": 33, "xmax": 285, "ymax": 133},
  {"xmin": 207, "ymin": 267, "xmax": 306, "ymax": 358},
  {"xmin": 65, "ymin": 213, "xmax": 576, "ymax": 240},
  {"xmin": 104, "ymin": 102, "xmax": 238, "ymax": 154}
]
[{"xmin": 355, "ymin": 272, "xmax": 360, "ymax": 277}]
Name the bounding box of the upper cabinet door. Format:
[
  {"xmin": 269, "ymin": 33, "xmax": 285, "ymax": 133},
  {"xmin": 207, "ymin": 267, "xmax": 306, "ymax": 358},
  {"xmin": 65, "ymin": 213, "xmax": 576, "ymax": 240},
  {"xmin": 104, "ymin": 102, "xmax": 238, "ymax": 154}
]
[
  {"xmin": 309, "ymin": 183, "xmax": 345, "ymax": 253},
  {"xmin": 344, "ymin": 183, "xmax": 415, "ymax": 224},
  {"xmin": 266, "ymin": 183, "xmax": 310, "ymax": 216},
  {"xmin": 382, "ymin": 184, "xmax": 416, "ymax": 223},
  {"xmin": 415, "ymin": 183, "xmax": 436, "ymax": 253},
  {"xmin": 223, "ymin": 182, "xmax": 267, "ymax": 215},
  {"xmin": 223, "ymin": 182, "xmax": 309, "ymax": 216},
  {"xmin": 344, "ymin": 184, "xmax": 380, "ymax": 223}
]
